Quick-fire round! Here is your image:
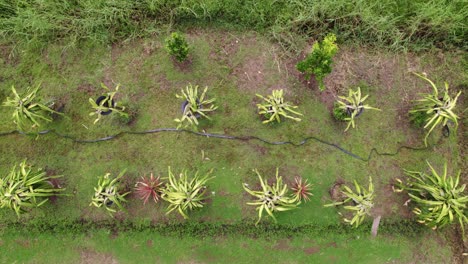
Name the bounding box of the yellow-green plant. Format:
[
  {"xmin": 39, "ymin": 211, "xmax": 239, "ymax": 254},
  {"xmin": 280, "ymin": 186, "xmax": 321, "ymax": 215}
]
[
  {"xmin": 394, "ymin": 161, "xmax": 467, "ymax": 234},
  {"xmin": 89, "ymin": 83, "xmax": 128, "ymax": 124},
  {"xmin": 335, "ymin": 87, "xmax": 380, "ymax": 131},
  {"xmin": 2, "ymin": 85, "xmax": 61, "ymax": 131},
  {"xmin": 243, "ymin": 169, "xmax": 301, "ymax": 225},
  {"xmin": 324, "ymin": 177, "xmax": 375, "ymax": 228},
  {"xmin": 90, "ymin": 170, "xmax": 130, "ymax": 215},
  {"xmin": 410, "ymin": 73, "xmax": 461, "ymax": 146},
  {"xmin": 256, "ymin": 89, "xmax": 302, "ymax": 124},
  {"xmin": 296, "ymin": 33, "xmax": 338, "ymax": 91},
  {"xmin": 175, "ymin": 84, "xmax": 217, "ymax": 129},
  {"xmin": 0, "ymin": 160, "xmax": 64, "ymax": 217},
  {"xmin": 161, "ymin": 167, "xmax": 214, "ymax": 219}
]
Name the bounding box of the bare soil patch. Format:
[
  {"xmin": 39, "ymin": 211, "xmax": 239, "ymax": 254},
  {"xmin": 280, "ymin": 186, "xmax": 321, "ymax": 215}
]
[{"xmin": 80, "ymin": 249, "xmax": 118, "ymax": 264}]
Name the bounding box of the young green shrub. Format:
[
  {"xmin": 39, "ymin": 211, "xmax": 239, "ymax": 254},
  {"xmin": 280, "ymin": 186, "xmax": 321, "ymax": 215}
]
[
  {"xmin": 394, "ymin": 161, "xmax": 467, "ymax": 235},
  {"xmin": 332, "ymin": 102, "xmax": 348, "ymax": 121},
  {"xmin": 175, "ymin": 84, "xmax": 217, "ymax": 129},
  {"xmin": 2, "ymin": 85, "xmax": 62, "ymax": 131},
  {"xmin": 135, "ymin": 173, "xmax": 163, "ymax": 205},
  {"xmin": 243, "ymin": 169, "xmax": 303, "ymax": 225},
  {"xmin": 335, "ymin": 87, "xmax": 380, "ymax": 131},
  {"xmin": 90, "ymin": 170, "xmax": 130, "ymax": 215},
  {"xmin": 296, "ymin": 33, "xmax": 338, "ymax": 91},
  {"xmin": 89, "ymin": 83, "xmax": 128, "ymax": 124},
  {"xmin": 256, "ymin": 89, "xmax": 302, "ymax": 124},
  {"xmin": 0, "ymin": 160, "xmax": 65, "ymax": 217},
  {"xmin": 165, "ymin": 32, "xmax": 190, "ymax": 62},
  {"xmin": 161, "ymin": 167, "xmax": 215, "ymax": 219},
  {"xmin": 409, "ymin": 73, "xmax": 461, "ymax": 146},
  {"xmin": 324, "ymin": 177, "xmax": 375, "ymax": 228}
]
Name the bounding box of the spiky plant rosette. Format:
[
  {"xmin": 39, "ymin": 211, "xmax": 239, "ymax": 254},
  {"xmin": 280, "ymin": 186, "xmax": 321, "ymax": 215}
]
[
  {"xmin": 89, "ymin": 83, "xmax": 128, "ymax": 124},
  {"xmin": 256, "ymin": 89, "xmax": 302, "ymax": 124},
  {"xmin": 409, "ymin": 73, "xmax": 461, "ymax": 145},
  {"xmin": 90, "ymin": 170, "xmax": 130, "ymax": 215},
  {"xmin": 0, "ymin": 160, "xmax": 64, "ymax": 217},
  {"xmin": 291, "ymin": 176, "xmax": 313, "ymax": 202},
  {"xmin": 175, "ymin": 84, "xmax": 217, "ymax": 129},
  {"xmin": 324, "ymin": 177, "xmax": 375, "ymax": 228},
  {"xmin": 135, "ymin": 173, "xmax": 163, "ymax": 205},
  {"xmin": 160, "ymin": 167, "xmax": 214, "ymax": 219},
  {"xmin": 2, "ymin": 85, "xmax": 61, "ymax": 131},
  {"xmin": 243, "ymin": 168, "xmax": 300, "ymax": 225},
  {"xmin": 394, "ymin": 161, "xmax": 467, "ymax": 234},
  {"xmin": 336, "ymin": 87, "xmax": 380, "ymax": 131}
]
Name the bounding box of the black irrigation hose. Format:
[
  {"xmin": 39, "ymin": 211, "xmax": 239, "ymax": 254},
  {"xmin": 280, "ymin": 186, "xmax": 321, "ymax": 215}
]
[{"xmin": 0, "ymin": 127, "xmax": 442, "ymax": 162}]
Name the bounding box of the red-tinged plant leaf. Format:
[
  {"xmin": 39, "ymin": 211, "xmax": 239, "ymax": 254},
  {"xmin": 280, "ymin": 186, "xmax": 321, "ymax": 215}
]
[
  {"xmin": 135, "ymin": 173, "xmax": 163, "ymax": 205},
  {"xmin": 291, "ymin": 176, "xmax": 313, "ymax": 202}
]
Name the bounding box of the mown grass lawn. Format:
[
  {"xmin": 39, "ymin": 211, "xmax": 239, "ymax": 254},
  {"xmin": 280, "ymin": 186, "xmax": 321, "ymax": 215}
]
[{"xmin": 0, "ymin": 28, "xmax": 465, "ymax": 262}]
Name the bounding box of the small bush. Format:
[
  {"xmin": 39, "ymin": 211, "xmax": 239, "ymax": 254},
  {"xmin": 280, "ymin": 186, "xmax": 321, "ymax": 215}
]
[
  {"xmin": 332, "ymin": 102, "xmax": 347, "ymax": 121},
  {"xmin": 296, "ymin": 34, "xmax": 338, "ymax": 91},
  {"xmin": 165, "ymin": 32, "xmax": 190, "ymax": 62}
]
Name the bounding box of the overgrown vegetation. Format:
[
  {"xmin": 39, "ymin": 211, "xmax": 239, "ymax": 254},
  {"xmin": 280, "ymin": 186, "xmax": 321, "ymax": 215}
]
[
  {"xmin": 394, "ymin": 161, "xmax": 467, "ymax": 235},
  {"xmin": 0, "ymin": 1, "xmax": 466, "ymax": 51}
]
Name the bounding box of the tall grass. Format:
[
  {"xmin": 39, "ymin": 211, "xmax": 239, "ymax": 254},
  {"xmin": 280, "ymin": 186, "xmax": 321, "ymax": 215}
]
[{"xmin": 0, "ymin": 0, "xmax": 466, "ymax": 51}]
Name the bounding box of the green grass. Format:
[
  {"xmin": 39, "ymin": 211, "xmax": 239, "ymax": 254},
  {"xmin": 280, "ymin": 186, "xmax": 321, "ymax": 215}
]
[
  {"xmin": 0, "ymin": 29, "xmax": 465, "ymax": 262},
  {"xmin": 0, "ymin": 0, "xmax": 467, "ymax": 52},
  {"xmin": 0, "ymin": 227, "xmax": 454, "ymax": 263}
]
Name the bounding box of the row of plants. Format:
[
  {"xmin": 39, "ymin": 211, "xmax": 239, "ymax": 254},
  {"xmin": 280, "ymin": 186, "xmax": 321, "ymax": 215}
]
[
  {"xmin": 2, "ymin": 73, "xmax": 460, "ymax": 146},
  {"xmin": 1, "ymin": 160, "xmax": 466, "ymax": 234}
]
